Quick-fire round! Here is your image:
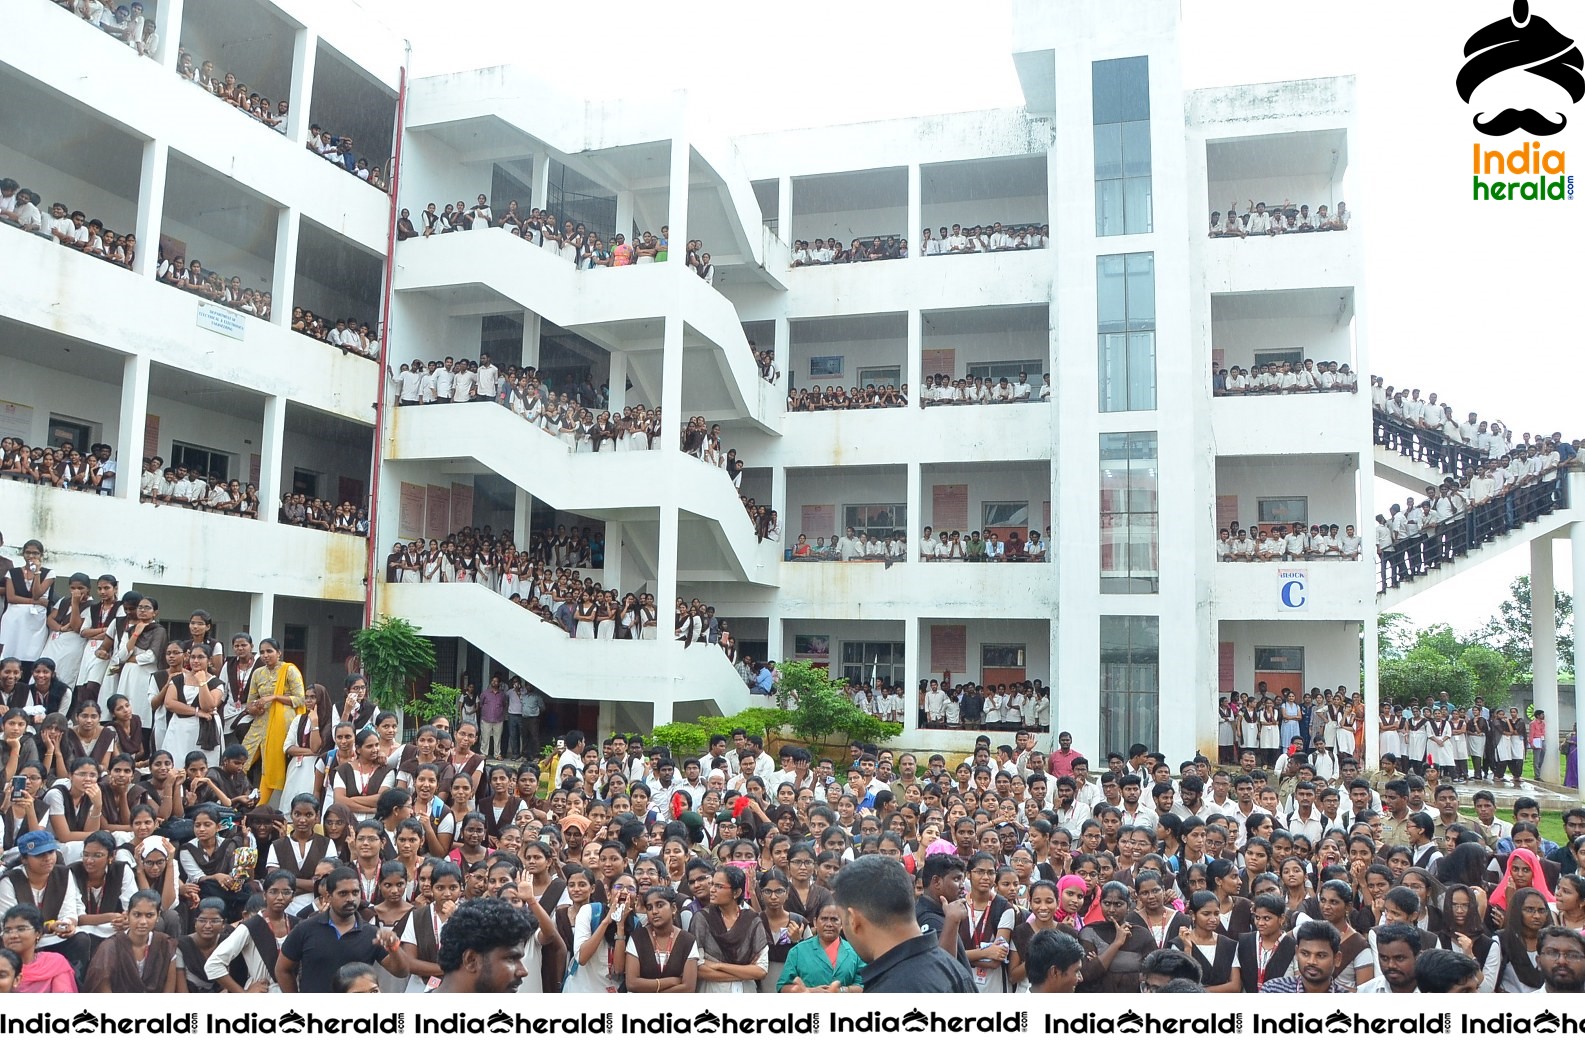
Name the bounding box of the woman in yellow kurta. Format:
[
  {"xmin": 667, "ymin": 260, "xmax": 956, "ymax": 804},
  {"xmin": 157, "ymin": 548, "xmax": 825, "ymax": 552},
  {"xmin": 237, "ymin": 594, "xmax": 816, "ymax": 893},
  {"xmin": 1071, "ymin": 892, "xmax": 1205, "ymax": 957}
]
[{"xmin": 243, "ymin": 637, "xmax": 305, "ymax": 805}]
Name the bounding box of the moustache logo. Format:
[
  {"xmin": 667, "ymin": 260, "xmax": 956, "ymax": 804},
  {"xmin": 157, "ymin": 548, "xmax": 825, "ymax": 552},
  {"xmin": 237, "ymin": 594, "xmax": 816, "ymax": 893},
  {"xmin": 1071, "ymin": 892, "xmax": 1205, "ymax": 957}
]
[
  {"xmin": 1457, "ymin": 1, "xmax": 1584, "ymax": 137},
  {"xmin": 1474, "ymin": 107, "xmax": 1569, "ymax": 135}
]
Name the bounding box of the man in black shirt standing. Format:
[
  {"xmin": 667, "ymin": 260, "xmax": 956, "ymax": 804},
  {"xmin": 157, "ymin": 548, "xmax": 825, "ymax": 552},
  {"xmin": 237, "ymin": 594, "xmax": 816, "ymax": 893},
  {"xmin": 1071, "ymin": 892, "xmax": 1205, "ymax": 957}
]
[
  {"xmin": 276, "ymin": 867, "xmax": 407, "ymax": 993},
  {"xmin": 830, "ymin": 855, "xmax": 974, "ymax": 993}
]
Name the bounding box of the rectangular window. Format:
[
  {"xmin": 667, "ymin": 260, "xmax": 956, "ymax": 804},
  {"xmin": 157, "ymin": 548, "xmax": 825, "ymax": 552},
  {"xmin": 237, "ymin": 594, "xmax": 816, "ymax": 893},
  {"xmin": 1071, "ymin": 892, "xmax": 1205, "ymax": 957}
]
[
  {"xmin": 841, "ymin": 641, "xmax": 905, "ymax": 688},
  {"xmin": 857, "ymin": 365, "xmax": 901, "ymax": 388},
  {"xmin": 1096, "ymin": 253, "xmax": 1156, "ymax": 412},
  {"xmin": 966, "ymin": 359, "xmax": 1044, "ymax": 381},
  {"xmin": 170, "ymin": 441, "xmax": 230, "ymax": 481},
  {"xmin": 1100, "ymin": 432, "xmax": 1159, "ymax": 593},
  {"xmin": 844, "ymin": 503, "xmax": 906, "ymax": 533},
  {"xmin": 292, "ymin": 469, "xmax": 321, "ymax": 498},
  {"xmin": 1253, "ymin": 348, "xmax": 1305, "ymax": 367},
  {"xmin": 1257, "ymin": 496, "xmax": 1308, "ymax": 527},
  {"xmin": 982, "ymin": 502, "xmax": 1029, "ymax": 529},
  {"xmin": 1100, "ymin": 615, "xmax": 1159, "ymax": 755},
  {"xmin": 47, "ymin": 415, "xmax": 93, "ymax": 451},
  {"xmin": 1093, "ymin": 57, "xmax": 1152, "ymax": 236}
]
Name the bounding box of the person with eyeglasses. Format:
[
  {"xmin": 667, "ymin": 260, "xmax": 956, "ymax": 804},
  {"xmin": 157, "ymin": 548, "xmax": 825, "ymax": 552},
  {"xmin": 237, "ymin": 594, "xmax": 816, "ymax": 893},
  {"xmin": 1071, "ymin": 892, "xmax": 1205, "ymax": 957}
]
[{"xmin": 1536, "ymin": 926, "xmax": 1585, "ymax": 993}]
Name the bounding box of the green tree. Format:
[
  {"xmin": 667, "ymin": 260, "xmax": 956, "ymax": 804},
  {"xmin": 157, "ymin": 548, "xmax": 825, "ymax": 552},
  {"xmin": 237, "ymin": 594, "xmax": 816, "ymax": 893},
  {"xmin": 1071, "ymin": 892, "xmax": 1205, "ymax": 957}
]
[
  {"xmin": 776, "ymin": 660, "xmax": 902, "ymax": 746},
  {"xmin": 351, "ymin": 616, "xmax": 436, "ymax": 722},
  {"xmin": 1468, "ymin": 574, "xmax": 1574, "ymax": 681},
  {"xmin": 1377, "ymin": 621, "xmax": 1516, "ymax": 707}
]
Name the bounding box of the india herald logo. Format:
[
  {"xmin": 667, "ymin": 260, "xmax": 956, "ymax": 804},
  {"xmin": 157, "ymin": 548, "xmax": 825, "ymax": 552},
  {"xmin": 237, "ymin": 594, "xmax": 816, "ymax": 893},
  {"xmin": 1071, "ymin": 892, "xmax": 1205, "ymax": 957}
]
[{"xmin": 1458, "ymin": 1, "xmax": 1584, "ymax": 135}]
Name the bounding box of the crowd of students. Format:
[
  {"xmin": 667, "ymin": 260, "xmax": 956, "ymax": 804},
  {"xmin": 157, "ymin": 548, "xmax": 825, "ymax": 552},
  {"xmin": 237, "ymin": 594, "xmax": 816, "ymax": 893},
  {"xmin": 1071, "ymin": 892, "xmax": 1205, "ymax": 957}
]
[
  {"xmin": 1, "ymin": 440, "xmax": 119, "ymax": 496},
  {"xmin": 51, "ymin": 0, "xmax": 160, "ymax": 56},
  {"xmin": 1217, "ymin": 522, "xmax": 1363, "ymax": 561},
  {"xmin": 787, "ymin": 384, "xmax": 909, "ymax": 412},
  {"xmin": 919, "ymin": 223, "xmax": 1049, "ymax": 255},
  {"xmin": 401, "ymin": 200, "xmax": 715, "ymax": 281},
  {"xmin": 4, "ymin": 615, "xmax": 1579, "ymax": 995},
  {"xmin": 275, "ymin": 494, "xmax": 366, "ymax": 535},
  {"xmin": 919, "ymin": 681, "xmax": 1052, "ymax": 731},
  {"xmin": 790, "ymin": 531, "xmax": 907, "ymax": 562},
  {"xmin": 1, "ymin": 176, "xmax": 138, "ymax": 270},
  {"xmin": 791, "ymin": 236, "xmax": 909, "ymax": 265},
  {"xmin": 1213, "ymin": 360, "xmax": 1358, "ymax": 396},
  {"xmin": 1373, "ymin": 442, "xmax": 1573, "ymax": 588},
  {"xmin": 922, "ymin": 373, "xmax": 1049, "ymax": 406},
  {"xmin": 1209, "ymin": 199, "xmax": 1351, "ymax": 237},
  {"xmin": 291, "ymin": 311, "xmax": 381, "ymax": 359},
  {"xmin": 1373, "ymin": 377, "xmax": 1582, "ymax": 480},
  {"xmin": 130, "ymin": 456, "xmax": 262, "ymax": 520},
  {"xmin": 155, "ymin": 252, "xmax": 272, "ymax": 321}
]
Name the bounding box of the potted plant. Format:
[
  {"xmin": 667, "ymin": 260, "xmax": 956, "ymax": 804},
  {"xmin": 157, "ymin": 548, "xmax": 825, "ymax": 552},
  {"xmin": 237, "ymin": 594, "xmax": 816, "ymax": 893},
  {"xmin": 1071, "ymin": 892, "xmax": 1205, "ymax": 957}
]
[{"xmin": 351, "ymin": 615, "xmax": 437, "ymax": 733}]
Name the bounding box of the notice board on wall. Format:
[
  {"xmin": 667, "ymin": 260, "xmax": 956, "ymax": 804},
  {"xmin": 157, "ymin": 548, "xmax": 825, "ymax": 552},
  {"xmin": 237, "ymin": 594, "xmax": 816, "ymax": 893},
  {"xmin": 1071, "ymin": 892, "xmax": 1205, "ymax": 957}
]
[{"xmin": 932, "ymin": 485, "xmax": 969, "ymax": 531}]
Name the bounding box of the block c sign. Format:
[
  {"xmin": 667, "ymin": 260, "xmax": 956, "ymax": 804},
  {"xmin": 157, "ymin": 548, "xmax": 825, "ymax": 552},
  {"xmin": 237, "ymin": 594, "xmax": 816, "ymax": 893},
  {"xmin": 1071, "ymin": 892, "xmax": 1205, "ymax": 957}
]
[{"xmin": 1277, "ymin": 568, "xmax": 1308, "ymax": 611}]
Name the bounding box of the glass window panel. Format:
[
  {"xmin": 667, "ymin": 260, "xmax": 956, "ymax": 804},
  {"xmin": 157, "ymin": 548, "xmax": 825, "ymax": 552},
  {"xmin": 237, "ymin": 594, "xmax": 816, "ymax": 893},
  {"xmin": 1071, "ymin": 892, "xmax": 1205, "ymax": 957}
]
[
  {"xmin": 1127, "ymin": 333, "xmax": 1157, "ymax": 411},
  {"xmin": 1096, "ymin": 255, "xmax": 1127, "ymax": 332},
  {"xmin": 1121, "ymin": 120, "xmax": 1152, "ymax": 177},
  {"xmin": 1098, "ymin": 334, "xmax": 1128, "ymax": 412},
  {"xmin": 1125, "ymin": 254, "xmax": 1155, "ymax": 329},
  {"xmin": 1122, "ymin": 177, "xmax": 1153, "ymax": 235},
  {"xmin": 1096, "ymin": 180, "xmax": 1124, "ymax": 238},
  {"xmin": 1092, "ymin": 57, "xmax": 1151, "ymax": 125},
  {"xmin": 1093, "ymin": 124, "xmax": 1123, "ymax": 181}
]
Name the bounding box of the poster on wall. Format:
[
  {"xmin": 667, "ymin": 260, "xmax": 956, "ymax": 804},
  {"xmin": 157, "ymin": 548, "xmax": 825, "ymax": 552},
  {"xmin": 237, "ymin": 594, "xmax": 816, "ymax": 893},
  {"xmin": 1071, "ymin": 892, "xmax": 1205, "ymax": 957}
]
[
  {"xmin": 808, "ymin": 355, "xmax": 844, "ymax": 377},
  {"xmin": 399, "ymin": 482, "xmax": 426, "ymax": 537},
  {"xmin": 450, "ymin": 482, "xmax": 474, "ymax": 534},
  {"xmin": 930, "ymin": 624, "xmax": 967, "ymax": 673},
  {"xmin": 426, "ymin": 484, "xmax": 450, "ymax": 539},
  {"xmin": 801, "ymin": 503, "xmax": 835, "ymax": 537}
]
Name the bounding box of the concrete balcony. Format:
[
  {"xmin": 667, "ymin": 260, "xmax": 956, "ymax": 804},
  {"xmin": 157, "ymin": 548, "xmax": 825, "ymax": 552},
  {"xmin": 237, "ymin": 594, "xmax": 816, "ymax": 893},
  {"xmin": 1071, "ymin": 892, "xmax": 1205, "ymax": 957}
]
[
  {"xmin": 2, "ymin": 227, "xmax": 377, "ymax": 425},
  {"xmin": 2, "ymin": 2, "xmax": 389, "ymax": 253},
  {"xmin": 393, "ymin": 229, "xmax": 777, "ymax": 432},
  {"xmin": 765, "ymin": 402, "xmax": 1052, "ymax": 468},
  {"xmin": 2, "ymin": 481, "xmax": 366, "ymax": 602},
  {"xmin": 386, "ymin": 402, "xmax": 779, "ymax": 586},
  {"xmin": 1210, "ymin": 557, "xmax": 1374, "ymax": 620},
  {"xmin": 762, "ymin": 560, "xmax": 1056, "ymax": 620},
  {"xmin": 377, "ymin": 581, "xmax": 754, "ymax": 725},
  {"xmin": 1211, "ymin": 390, "xmax": 1363, "ymax": 457},
  {"xmin": 1198, "ymin": 231, "xmax": 1359, "ymax": 295},
  {"xmin": 779, "ymin": 249, "xmax": 1053, "ymax": 316}
]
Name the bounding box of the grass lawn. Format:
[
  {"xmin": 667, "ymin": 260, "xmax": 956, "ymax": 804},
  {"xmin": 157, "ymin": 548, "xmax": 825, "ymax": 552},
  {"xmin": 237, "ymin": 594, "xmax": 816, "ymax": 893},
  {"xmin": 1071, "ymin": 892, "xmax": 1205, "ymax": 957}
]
[{"xmin": 1460, "ymin": 807, "xmax": 1568, "ymax": 846}]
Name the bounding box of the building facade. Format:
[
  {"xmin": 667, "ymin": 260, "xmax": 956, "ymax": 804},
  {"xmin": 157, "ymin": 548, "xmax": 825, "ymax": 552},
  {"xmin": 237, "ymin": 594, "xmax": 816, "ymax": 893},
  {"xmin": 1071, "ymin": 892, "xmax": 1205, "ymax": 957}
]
[{"xmin": 2, "ymin": 0, "xmax": 1375, "ymax": 760}]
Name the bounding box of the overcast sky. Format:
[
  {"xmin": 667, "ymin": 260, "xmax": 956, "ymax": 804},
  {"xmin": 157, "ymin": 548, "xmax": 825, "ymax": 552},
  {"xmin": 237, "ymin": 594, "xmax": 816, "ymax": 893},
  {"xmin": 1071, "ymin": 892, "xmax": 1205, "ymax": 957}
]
[{"xmin": 374, "ymin": 0, "xmax": 1585, "ymax": 635}]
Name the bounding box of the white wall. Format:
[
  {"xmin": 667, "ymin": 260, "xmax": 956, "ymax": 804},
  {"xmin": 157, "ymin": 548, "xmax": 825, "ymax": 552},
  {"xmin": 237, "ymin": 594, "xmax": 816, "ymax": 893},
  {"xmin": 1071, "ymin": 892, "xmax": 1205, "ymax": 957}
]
[
  {"xmin": 788, "ymin": 331, "xmax": 907, "ymax": 390},
  {"xmin": 0, "ymin": 143, "xmax": 139, "ymax": 237},
  {"xmin": 921, "ymin": 193, "xmax": 1048, "ymax": 234},
  {"xmin": 1215, "ymin": 455, "xmax": 1358, "ymax": 531},
  {"xmin": 280, "ymin": 426, "xmax": 372, "ymax": 505},
  {"xmin": 1205, "ymin": 174, "xmax": 1347, "ymax": 219},
  {"xmin": 919, "ymin": 618, "xmax": 1051, "ymax": 684},
  {"xmin": 922, "ymin": 323, "xmax": 1047, "ymax": 376},
  {"xmin": 918, "ymin": 463, "xmax": 1050, "ymax": 537},
  {"xmin": 786, "ymin": 467, "xmax": 907, "ymax": 539},
  {"xmin": 0, "ymin": 354, "xmax": 122, "ymax": 448},
  {"xmin": 791, "ymin": 204, "xmax": 907, "ymax": 247},
  {"xmin": 158, "ymin": 213, "xmax": 276, "ymax": 294},
  {"xmin": 1218, "ymin": 619, "xmax": 1361, "ymax": 698},
  {"xmin": 1212, "ymin": 313, "xmax": 1352, "ymax": 371}
]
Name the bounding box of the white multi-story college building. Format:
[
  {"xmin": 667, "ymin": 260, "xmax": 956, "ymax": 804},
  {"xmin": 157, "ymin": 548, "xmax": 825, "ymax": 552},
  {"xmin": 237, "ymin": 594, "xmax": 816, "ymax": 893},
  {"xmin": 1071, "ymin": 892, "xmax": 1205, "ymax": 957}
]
[{"xmin": 6, "ymin": 0, "xmax": 1580, "ymax": 766}]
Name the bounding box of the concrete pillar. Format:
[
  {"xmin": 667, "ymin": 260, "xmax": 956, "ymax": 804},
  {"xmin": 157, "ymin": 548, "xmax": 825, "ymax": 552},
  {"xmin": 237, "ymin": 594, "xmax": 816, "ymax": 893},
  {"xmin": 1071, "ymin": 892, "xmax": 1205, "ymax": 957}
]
[
  {"xmin": 906, "ymin": 307, "xmax": 922, "ymax": 409},
  {"xmin": 776, "ymin": 175, "xmax": 792, "ymax": 244},
  {"xmin": 133, "ymin": 141, "xmax": 167, "ymax": 280},
  {"xmin": 521, "ymin": 312, "xmax": 540, "ymax": 369},
  {"xmin": 157, "ymin": 0, "xmax": 186, "ymax": 71},
  {"xmin": 116, "ymin": 355, "xmax": 150, "ymax": 500},
  {"xmin": 288, "ymin": 29, "xmax": 318, "ymax": 146},
  {"xmin": 666, "ymin": 138, "xmax": 689, "ymax": 268},
  {"xmin": 773, "ymin": 314, "xmax": 791, "ymax": 389},
  {"xmin": 905, "ymin": 460, "xmax": 921, "ymax": 563},
  {"xmin": 656, "ymin": 505, "xmax": 679, "ymax": 647},
  {"xmin": 603, "ymin": 522, "xmax": 624, "ymax": 594},
  {"xmin": 1533, "ymin": 538, "xmax": 1559, "ymax": 782},
  {"xmin": 661, "ymin": 314, "xmax": 683, "ymax": 425},
  {"xmin": 903, "ymin": 615, "xmax": 920, "ymax": 730},
  {"xmin": 906, "ymin": 163, "xmax": 922, "ymax": 261},
  {"xmin": 614, "ymin": 190, "xmax": 634, "ymax": 245},
  {"xmin": 608, "ymin": 351, "xmax": 628, "ymax": 414},
  {"xmin": 1361, "ymin": 613, "xmax": 1380, "ymax": 768},
  {"xmin": 770, "ymin": 466, "xmax": 787, "ymax": 557},
  {"xmin": 271, "ymin": 208, "xmax": 299, "ymax": 330},
  {"xmin": 1575, "ymin": 521, "xmax": 1585, "ymax": 800},
  {"xmin": 513, "ymin": 488, "xmax": 532, "ymax": 550},
  {"xmin": 766, "ymin": 614, "xmax": 783, "ymax": 662},
  {"xmin": 249, "ymin": 591, "xmax": 276, "ymax": 641},
  {"xmin": 532, "ymin": 153, "xmax": 551, "ymax": 212},
  {"xmin": 259, "ymin": 394, "xmax": 288, "ymax": 512}
]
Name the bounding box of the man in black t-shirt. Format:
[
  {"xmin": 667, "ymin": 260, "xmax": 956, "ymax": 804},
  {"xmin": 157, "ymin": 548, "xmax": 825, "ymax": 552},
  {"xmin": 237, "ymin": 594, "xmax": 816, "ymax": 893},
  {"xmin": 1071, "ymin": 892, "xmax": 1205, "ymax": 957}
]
[
  {"xmin": 831, "ymin": 855, "xmax": 973, "ymax": 993},
  {"xmin": 276, "ymin": 868, "xmax": 406, "ymax": 993}
]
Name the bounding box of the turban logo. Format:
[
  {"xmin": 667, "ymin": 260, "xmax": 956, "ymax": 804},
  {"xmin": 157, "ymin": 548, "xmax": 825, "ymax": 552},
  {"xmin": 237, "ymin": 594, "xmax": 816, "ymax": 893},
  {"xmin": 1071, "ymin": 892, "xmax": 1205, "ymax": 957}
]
[{"xmin": 1458, "ymin": 0, "xmax": 1584, "ymax": 136}]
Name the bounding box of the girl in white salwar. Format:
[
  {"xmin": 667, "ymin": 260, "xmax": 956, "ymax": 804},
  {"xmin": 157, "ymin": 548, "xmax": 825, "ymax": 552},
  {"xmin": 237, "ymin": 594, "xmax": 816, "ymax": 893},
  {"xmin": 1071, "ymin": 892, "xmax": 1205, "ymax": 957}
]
[
  {"xmin": 111, "ymin": 594, "xmax": 167, "ymax": 751},
  {"xmin": 0, "ymin": 540, "xmax": 52, "ymax": 667},
  {"xmin": 39, "ymin": 572, "xmax": 91, "ymax": 689},
  {"xmin": 281, "ymin": 683, "xmax": 328, "ymax": 804},
  {"xmin": 157, "ymin": 645, "xmax": 224, "ymax": 769}
]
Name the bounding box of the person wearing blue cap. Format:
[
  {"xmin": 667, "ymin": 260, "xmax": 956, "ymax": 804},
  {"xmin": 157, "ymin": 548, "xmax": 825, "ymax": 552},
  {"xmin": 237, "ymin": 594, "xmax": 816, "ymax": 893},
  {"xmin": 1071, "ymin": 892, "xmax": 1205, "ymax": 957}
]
[{"xmin": 0, "ymin": 828, "xmax": 92, "ymax": 978}]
